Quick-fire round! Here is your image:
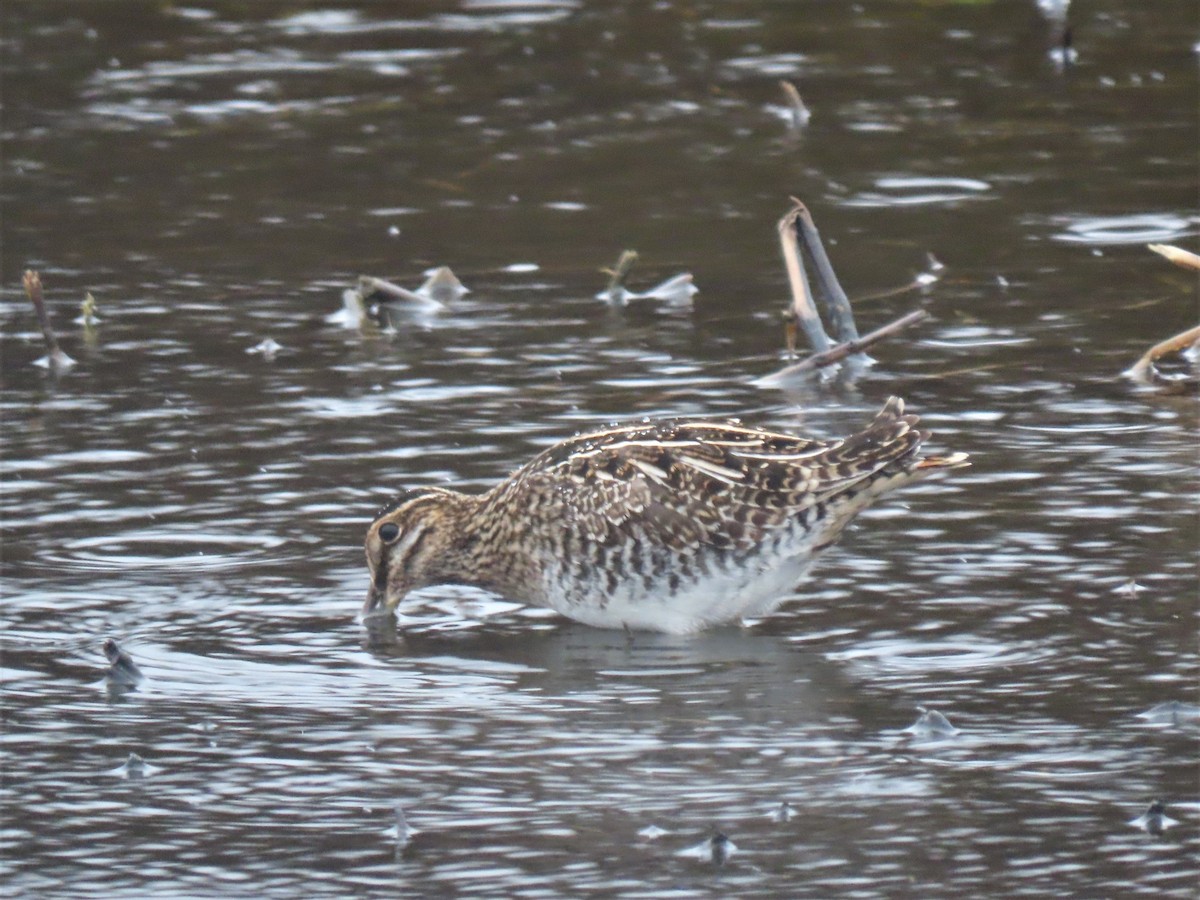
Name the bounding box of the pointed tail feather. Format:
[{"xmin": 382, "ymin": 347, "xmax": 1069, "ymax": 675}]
[{"xmin": 914, "ymin": 451, "xmax": 970, "ymax": 473}]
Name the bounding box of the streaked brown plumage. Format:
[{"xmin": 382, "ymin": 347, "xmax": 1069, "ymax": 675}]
[{"xmin": 363, "ymin": 397, "xmax": 967, "ymax": 633}]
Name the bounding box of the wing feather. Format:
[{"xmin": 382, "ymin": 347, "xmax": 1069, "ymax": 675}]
[{"xmin": 488, "ymin": 399, "xmax": 929, "ymax": 554}]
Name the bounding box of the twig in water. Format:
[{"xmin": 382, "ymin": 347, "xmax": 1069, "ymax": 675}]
[
  {"xmin": 358, "ymin": 275, "xmax": 441, "ymax": 309},
  {"xmin": 1147, "ymin": 244, "xmax": 1200, "ymax": 272},
  {"xmin": 852, "ymin": 277, "xmax": 931, "ymax": 304},
  {"xmin": 778, "ymin": 81, "xmax": 811, "ymax": 129},
  {"xmin": 22, "ymin": 270, "xmax": 75, "ymax": 371},
  {"xmin": 418, "ymin": 266, "xmax": 469, "ymax": 303},
  {"xmin": 763, "ymin": 309, "xmax": 930, "ymax": 381},
  {"xmin": 1123, "ymin": 324, "xmax": 1200, "ymax": 389},
  {"xmin": 601, "ymin": 250, "xmax": 639, "ymax": 302},
  {"xmin": 1121, "ymin": 244, "xmax": 1200, "ymax": 390}
]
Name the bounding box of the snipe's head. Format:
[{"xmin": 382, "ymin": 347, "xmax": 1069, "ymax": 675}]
[{"xmin": 362, "ymin": 486, "xmax": 475, "ymax": 617}]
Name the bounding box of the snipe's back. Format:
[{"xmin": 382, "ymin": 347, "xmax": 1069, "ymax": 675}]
[{"xmin": 364, "ymin": 397, "xmax": 967, "ymax": 633}]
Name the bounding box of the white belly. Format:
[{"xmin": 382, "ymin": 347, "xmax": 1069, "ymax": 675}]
[{"xmin": 539, "ymin": 553, "xmax": 817, "ymax": 634}]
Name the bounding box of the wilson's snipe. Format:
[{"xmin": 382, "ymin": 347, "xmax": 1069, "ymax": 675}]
[{"xmin": 363, "ymin": 397, "xmax": 967, "ymax": 633}]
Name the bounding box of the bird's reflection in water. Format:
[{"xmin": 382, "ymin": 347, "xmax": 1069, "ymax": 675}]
[{"xmin": 358, "ymin": 602, "xmax": 869, "ymax": 732}]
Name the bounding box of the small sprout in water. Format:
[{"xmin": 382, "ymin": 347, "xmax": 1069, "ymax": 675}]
[
  {"xmin": 104, "ymin": 638, "xmax": 143, "ymax": 687},
  {"xmin": 905, "ymin": 706, "xmax": 959, "ymax": 738},
  {"xmin": 914, "ymin": 254, "xmax": 943, "ymax": 286},
  {"xmin": 639, "ymin": 273, "xmax": 698, "ymax": 305},
  {"xmin": 1136, "ymin": 701, "xmax": 1200, "ymax": 727},
  {"xmin": 107, "ymin": 751, "xmax": 158, "ymax": 779},
  {"xmin": 1049, "ymin": 26, "xmax": 1078, "ymax": 69},
  {"xmin": 677, "ymin": 830, "xmax": 736, "ymax": 867},
  {"xmin": 1036, "ymin": 0, "xmax": 1070, "ymax": 23},
  {"xmin": 122, "ymin": 752, "xmax": 149, "ymax": 779},
  {"xmin": 596, "ymin": 250, "xmax": 697, "ymax": 306},
  {"xmin": 1116, "ymin": 578, "xmax": 1143, "ymax": 599},
  {"xmin": 418, "ymin": 266, "xmax": 469, "ymax": 303},
  {"xmin": 246, "ymin": 337, "xmax": 283, "ymax": 359},
  {"xmin": 124, "ymin": 752, "xmax": 145, "ymax": 778},
  {"xmin": 1131, "ymin": 799, "xmax": 1177, "ymax": 836},
  {"xmin": 76, "ymin": 291, "xmax": 101, "ymax": 326},
  {"xmin": 599, "ymin": 249, "xmax": 639, "ymax": 303},
  {"xmin": 326, "ymin": 287, "xmax": 370, "ymax": 328},
  {"xmin": 637, "ymin": 824, "xmax": 668, "ymax": 841},
  {"xmin": 709, "ymin": 831, "xmax": 735, "ymax": 867},
  {"xmin": 393, "ymin": 805, "xmax": 416, "ymax": 849},
  {"xmin": 779, "ymin": 80, "xmax": 811, "ymax": 129}
]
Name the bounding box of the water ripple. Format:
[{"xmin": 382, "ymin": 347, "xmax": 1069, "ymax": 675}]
[
  {"xmin": 845, "ymin": 176, "xmax": 992, "ymax": 208},
  {"xmin": 1052, "ymin": 213, "xmax": 1194, "ymax": 245}
]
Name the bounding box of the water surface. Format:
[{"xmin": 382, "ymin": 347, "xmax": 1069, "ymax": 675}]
[{"xmin": 2, "ymin": 2, "xmax": 1197, "ymax": 897}]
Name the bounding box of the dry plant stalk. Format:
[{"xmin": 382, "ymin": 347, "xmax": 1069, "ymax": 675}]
[
  {"xmin": 789, "ymin": 199, "xmax": 860, "ymax": 343},
  {"xmin": 777, "ymin": 203, "xmax": 832, "ymax": 354},
  {"xmin": 602, "ymin": 250, "xmax": 639, "ymax": 297},
  {"xmin": 23, "ymin": 269, "xmax": 74, "ymax": 370},
  {"xmin": 773, "ymin": 198, "xmax": 926, "ymax": 378},
  {"xmin": 771, "ymin": 309, "xmax": 930, "ymax": 378},
  {"xmin": 1147, "ymin": 244, "xmax": 1200, "ymax": 272},
  {"xmin": 357, "ymin": 275, "xmax": 429, "ymax": 305},
  {"xmin": 1122, "ymin": 244, "xmax": 1200, "ymax": 389},
  {"xmin": 778, "ymin": 81, "xmax": 811, "ymax": 129},
  {"xmin": 1124, "ymin": 324, "xmax": 1200, "ymax": 385}
]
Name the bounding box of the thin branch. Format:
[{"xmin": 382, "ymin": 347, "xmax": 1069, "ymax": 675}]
[
  {"xmin": 1147, "ymin": 243, "xmax": 1200, "ymax": 272},
  {"xmin": 764, "ymin": 308, "xmax": 930, "ymax": 380},
  {"xmin": 602, "ymin": 250, "xmax": 639, "ymax": 298},
  {"xmin": 851, "ymin": 276, "xmax": 930, "ymax": 304},
  {"xmin": 1123, "ymin": 323, "xmax": 1200, "ymax": 385},
  {"xmin": 778, "ymin": 81, "xmax": 811, "ymax": 129},
  {"xmin": 357, "ymin": 275, "xmax": 445, "ymax": 313}
]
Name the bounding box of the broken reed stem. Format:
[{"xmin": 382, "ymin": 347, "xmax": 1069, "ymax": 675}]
[
  {"xmin": 22, "ymin": 269, "xmax": 74, "ymax": 371},
  {"xmin": 777, "ymin": 205, "xmax": 832, "ymax": 354},
  {"xmin": 603, "ymin": 250, "xmax": 639, "ymax": 296},
  {"xmin": 1124, "ymin": 323, "xmax": 1200, "ymax": 384},
  {"xmin": 789, "ymin": 198, "xmax": 861, "ymax": 343},
  {"xmin": 771, "ymin": 309, "xmax": 930, "ymax": 377},
  {"xmin": 357, "ymin": 275, "xmax": 429, "ymax": 305},
  {"xmin": 22, "ymin": 270, "xmax": 60, "ymax": 354},
  {"xmin": 852, "ymin": 277, "xmax": 930, "ymax": 304},
  {"xmin": 778, "ymin": 81, "xmax": 810, "ymax": 129},
  {"xmin": 1147, "ymin": 244, "xmax": 1200, "ymax": 272}
]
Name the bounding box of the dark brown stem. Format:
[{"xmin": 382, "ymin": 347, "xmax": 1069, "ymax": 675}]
[
  {"xmin": 789, "ymin": 198, "xmax": 861, "ymax": 343},
  {"xmin": 23, "ymin": 270, "xmax": 61, "ymax": 356},
  {"xmin": 23, "ymin": 269, "xmax": 75, "ymax": 370},
  {"xmin": 358, "ymin": 275, "xmax": 431, "ymax": 305}
]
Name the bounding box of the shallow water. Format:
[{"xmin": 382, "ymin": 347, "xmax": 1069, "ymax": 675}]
[{"xmin": 2, "ymin": 1, "xmax": 1198, "ymax": 897}]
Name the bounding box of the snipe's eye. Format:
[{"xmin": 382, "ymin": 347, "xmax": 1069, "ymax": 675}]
[{"xmin": 378, "ymin": 522, "xmax": 400, "ymax": 543}]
